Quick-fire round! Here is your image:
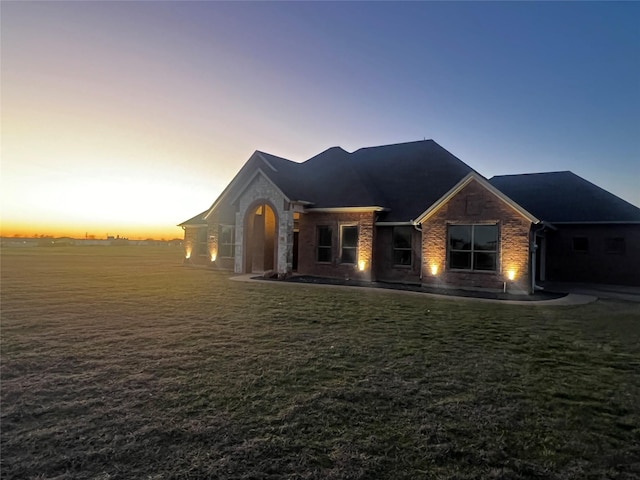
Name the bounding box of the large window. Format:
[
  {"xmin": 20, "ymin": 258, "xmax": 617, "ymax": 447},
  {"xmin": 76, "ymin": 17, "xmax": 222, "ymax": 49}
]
[
  {"xmin": 393, "ymin": 226, "xmax": 412, "ymax": 266},
  {"xmin": 341, "ymin": 225, "xmax": 358, "ymax": 264},
  {"xmin": 219, "ymin": 225, "xmax": 235, "ymax": 258},
  {"xmin": 317, "ymin": 226, "xmax": 332, "ymax": 263},
  {"xmin": 448, "ymin": 224, "xmax": 498, "ymax": 271}
]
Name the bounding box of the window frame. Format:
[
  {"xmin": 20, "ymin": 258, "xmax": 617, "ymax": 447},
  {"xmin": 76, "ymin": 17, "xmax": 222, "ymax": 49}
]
[
  {"xmin": 447, "ymin": 223, "xmax": 499, "ymax": 272},
  {"xmin": 572, "ymin": 237, "xmax": 589, "ymax": 253},
  {"xmin": 316, "ymin": 225, "xmax": 333, "ymax": 263},
  {"xmin": 219, "ymin": 224, "xmax": 235, "ymax": 258},
  {"xmin": 340, "ymin": 224, "xmax": 358, "ymax": 265},
  {"xmin": 392, "ymin": 226, "xmax": 413, "ymax": 267}
]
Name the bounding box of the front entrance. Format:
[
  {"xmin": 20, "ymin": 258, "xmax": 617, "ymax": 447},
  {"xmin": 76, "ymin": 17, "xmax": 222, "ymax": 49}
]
[{"xmin": 244, "ymin": 203, "xmax": 277, "ymax": 273}]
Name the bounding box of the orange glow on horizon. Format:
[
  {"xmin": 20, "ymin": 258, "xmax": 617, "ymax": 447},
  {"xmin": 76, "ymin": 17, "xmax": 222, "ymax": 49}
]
[{"xmin": 1, "ymin": 220, "xmax": 184, "ymax": 241}]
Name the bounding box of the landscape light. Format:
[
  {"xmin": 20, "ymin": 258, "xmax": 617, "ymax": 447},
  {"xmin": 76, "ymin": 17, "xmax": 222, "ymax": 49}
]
[
  {"xmin": 185, "ymin": 247, "xmax": 192, "ymax": 259},
  {"xmin": 430, "ymin": 264, "xmax": 438, "ymax": 276},
  {"xmin": 507, "ymin": 269, "xmax": 516, "ymax": 281},
  {"xmin": 358, "ymin": 260, "xmax": 366, "ymax": 271},
  {"xmin": 210, "ymin": 252, "xmax": 217, "ymax": 262}
]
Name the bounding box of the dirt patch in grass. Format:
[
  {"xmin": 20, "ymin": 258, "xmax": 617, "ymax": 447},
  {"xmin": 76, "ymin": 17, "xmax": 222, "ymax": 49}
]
[{"xmin": 1, "ymin": 246, "xmax": 639, "ymax": 479}]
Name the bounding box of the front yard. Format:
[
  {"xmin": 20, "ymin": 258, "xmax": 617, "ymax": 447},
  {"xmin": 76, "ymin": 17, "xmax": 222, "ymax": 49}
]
[{"xmin": 1, "ymin": 247, "xmax": 639, "ymax": 479}]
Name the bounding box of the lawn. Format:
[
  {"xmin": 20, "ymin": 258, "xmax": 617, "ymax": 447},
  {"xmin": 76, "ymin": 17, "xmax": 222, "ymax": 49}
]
[{"xmin": 1, "ymin": 246, "xmax": 639, "ymax": 479}]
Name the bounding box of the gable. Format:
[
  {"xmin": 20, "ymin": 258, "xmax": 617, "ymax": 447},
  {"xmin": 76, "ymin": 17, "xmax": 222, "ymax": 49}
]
[
  {"xmin": 202, "ymin": 152, "xmax": 297, "ymax": 221},
  {"xmin": 231, "ymin": 169, "xmax": 292, "ymax": 220},
  {"xmin": 416, "ymin": 173, "xmax": 539, "ymax": 225},
  {"xmin": 228, "ymin": 168, "xmax": 290, "ymax": 206}
]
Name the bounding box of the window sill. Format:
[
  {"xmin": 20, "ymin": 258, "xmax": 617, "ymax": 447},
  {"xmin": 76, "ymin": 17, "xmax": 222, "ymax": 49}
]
[{"xmin": 448, "ymin": 269, "xmax": 497, "ymax": 275}]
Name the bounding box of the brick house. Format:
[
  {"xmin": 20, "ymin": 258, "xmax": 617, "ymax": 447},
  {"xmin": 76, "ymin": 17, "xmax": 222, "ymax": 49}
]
[{"xmin": 180, "ymin": 140, "xmax": 640, "ymax": 291}]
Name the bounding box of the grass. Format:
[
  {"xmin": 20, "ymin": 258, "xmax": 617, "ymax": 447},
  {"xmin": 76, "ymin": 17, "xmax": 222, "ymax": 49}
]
[{"xmin": 1, "ymin": 246, "xmax": 639, "ymax": 479}]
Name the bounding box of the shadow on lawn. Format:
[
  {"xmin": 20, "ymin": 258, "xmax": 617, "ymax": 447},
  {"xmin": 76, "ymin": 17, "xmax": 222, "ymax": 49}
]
[{"xmin": 258, "ymin": 275, "xmax": 567, "ymax": 302}]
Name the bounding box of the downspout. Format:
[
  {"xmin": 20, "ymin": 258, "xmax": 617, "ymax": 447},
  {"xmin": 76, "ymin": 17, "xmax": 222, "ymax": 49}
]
[
  {"xmin": 531, "ymin": 235, "xmax": 536, "ymax": 295},
  {"xmin": 412, "ymin": 220, "xmax": 423, "ymax": 280},
  {"xmin": 530, "ymin": 223, "xmax": 546, "ymax": 293}
]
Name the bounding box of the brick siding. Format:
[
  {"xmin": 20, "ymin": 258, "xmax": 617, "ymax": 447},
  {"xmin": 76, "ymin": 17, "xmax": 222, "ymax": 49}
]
[
  {"xmin": 421, "ymin": 179, "xmax": 532, "ymax": 292},
  {"xmin": 298, "ymin": 211, "xmax": 375, "ymax": 281},
  {"xmin": 373, "ymin": 227, "xmax": 422, "ymax": 283}
]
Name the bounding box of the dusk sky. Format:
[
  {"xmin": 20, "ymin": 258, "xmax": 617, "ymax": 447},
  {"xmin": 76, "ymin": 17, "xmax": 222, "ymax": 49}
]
[{"xmin": 2, "ymin": 1, "xmax": 639, "ymax": 239}]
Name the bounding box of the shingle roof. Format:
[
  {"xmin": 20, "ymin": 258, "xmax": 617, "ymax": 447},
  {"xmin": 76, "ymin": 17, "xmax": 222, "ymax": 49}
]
[
  {"xmin": 349, "ymin": 140, "xmax": 477, "ymax": 221},
  {"xmin": 187, "ymin": 141, "xmax": 639, "ymax": 227},
  {"xmin": 251, "ymin": 140, "xmax": 476, "ymax": 222},
  {"xmin": 489, "ymin": 171, "xmax": 640, "ymax": 223},
  {"xmin": 177, "ymin": 210, "xmax": 208, "ymax": 227}
]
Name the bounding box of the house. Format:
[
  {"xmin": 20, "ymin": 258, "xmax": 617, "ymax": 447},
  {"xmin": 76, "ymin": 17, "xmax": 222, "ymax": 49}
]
[{"xmin": 180, "ymin": 140, "xmax": 640, "ymax": 291}]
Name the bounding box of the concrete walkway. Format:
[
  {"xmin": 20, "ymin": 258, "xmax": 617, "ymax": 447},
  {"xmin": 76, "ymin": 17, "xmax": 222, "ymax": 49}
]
[
  {"xmin": 540, "ymin": 281, "xmax": 640, "ymax": 303},
  {"xmin": 230, "ymin": 274, "xmax": 601, "ymax": 306}
]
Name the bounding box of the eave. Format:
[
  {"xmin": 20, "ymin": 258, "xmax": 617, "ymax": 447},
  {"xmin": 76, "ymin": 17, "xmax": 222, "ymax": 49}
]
[
  {"xmin": 549, "ymin": 221, "xmax": 640, "ymax": 225},
  {"xmin": 375, "ymin": 221, "xmax": 414, "ymax": 226}
]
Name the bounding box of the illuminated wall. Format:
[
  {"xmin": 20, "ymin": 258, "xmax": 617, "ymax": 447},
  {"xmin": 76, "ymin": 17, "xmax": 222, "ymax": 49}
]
[
  {"xmin": 297, "ymin": 211, "xmax": 375, "ymax": 281},
  {"xmin": 421, "ymin": 179, "xmax": 532, "ymax": 292}
]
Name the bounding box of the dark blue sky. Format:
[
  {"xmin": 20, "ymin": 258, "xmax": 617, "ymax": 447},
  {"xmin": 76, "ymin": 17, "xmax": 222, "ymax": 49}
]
[{"xmin": 2, "ymin": 1, "xmax": 639, "ymax": 236}]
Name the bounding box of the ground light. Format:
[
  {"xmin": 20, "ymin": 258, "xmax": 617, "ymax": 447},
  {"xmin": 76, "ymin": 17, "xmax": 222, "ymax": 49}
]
[{"xmin": 504, "ymin": 269, "xmax": 516, "ymax": 292}]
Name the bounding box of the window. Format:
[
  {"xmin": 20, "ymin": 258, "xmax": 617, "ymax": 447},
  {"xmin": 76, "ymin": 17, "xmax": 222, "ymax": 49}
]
[
  {"xmin": 393, "ymin": 226, "xmax": 412, "ymax": 266},
  {"xmin": 448, "ymin": 224, "xmax": 498, "ymax": 271},
  {"xmin": 572, "ymin": 237, "xmax": 589, "ymax": 253},
  {"xmin": 341, "ymin": 225, "xmax": 358, "ymax": 264},
  {"xmin": 219, "ymin": 225, "xmax": 235, "ymax": 258},
  {"xmin": 605, "ymin": 237, "xmax": 625, "ymax": 254},
  {"xmin": 197, "ymin": 228, "xmax": 208, "ymax": 256},
  {"xmin": 316, "ymin": 226, "xmax": 332, "ymax": 263}
]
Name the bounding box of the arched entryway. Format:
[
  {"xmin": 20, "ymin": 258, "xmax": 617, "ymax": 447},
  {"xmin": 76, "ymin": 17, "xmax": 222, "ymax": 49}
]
[{"xmin": 244, "ymin": 202, "xmax": 278, "ymax": 273}]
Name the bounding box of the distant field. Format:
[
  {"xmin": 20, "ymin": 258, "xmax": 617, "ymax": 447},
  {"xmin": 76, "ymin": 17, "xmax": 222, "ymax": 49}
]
[{"xmin": 1, "ymin": 246, "xmax": 639, "ymax": 479}]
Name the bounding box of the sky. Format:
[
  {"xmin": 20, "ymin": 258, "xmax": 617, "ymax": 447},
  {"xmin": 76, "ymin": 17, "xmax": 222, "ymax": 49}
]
[{"xmin": 2, "ymin": 1, "xmax": 639, "ymax": 239}]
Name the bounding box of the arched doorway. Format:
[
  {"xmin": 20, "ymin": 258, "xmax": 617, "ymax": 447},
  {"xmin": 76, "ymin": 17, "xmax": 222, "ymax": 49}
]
[{"xmin": 244, "ymin": 202, "xmax": 277, "ymax": 273}]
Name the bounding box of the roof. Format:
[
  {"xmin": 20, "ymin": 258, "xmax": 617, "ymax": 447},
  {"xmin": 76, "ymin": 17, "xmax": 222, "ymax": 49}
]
[
  {"xmin": 349, "ymin": 140, "xmax": 477, "ymax": 221},
  {"xmin": 189, "ymin": 140, "xmax": 476, "ymax": 224},
  {"xmin": 258, "ymin": 140, "xmax": 476, "ymax": 221},
  {"xmin": 489, "ymin": 171, "xmax": 640, "ymax": 223},
  {"xmin": 184, "ymin": 142, "xmax": 639, "ymax": 226},
  {"xmin": 178, "ymin": 210, "xmax": 207, "ymax": 227}
]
